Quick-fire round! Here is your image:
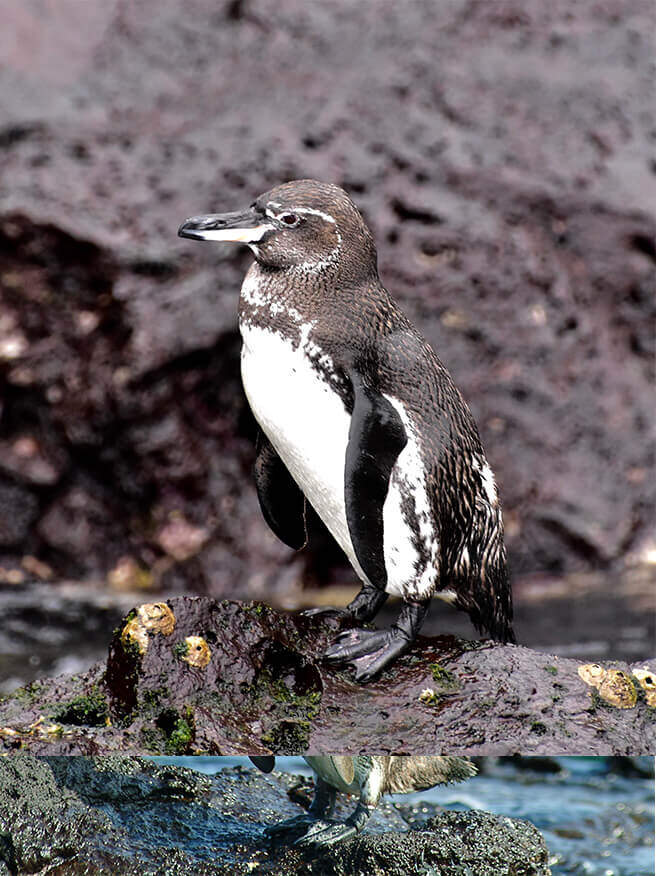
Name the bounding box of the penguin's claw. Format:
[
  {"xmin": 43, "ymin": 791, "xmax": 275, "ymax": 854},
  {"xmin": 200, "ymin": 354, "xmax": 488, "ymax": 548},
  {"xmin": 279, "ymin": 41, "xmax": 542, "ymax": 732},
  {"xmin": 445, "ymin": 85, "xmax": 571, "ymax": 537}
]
[
  {"xmin": 300, "ymin": 606, "xmax": 351, "ymax": 620},
  {"xmin": 323, "ymin": 628, "xmax": 411, "ymax": 683},
  {"xmin": 294, "ymin": 819, "xmax": 357, "ymax": 848},
  {"xmin": 323, "ymin": 627, "xmax": 384, "ymax": 656},
  {"xmin": 263, "ymin": 813, "xmax": 318, "ymax": 841}
]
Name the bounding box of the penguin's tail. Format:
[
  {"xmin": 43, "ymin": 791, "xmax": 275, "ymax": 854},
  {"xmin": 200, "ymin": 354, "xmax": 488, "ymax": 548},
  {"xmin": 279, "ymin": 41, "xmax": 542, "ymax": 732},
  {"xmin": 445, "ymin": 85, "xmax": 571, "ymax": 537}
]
[{"xmin": 464, "ymin": 555, "xmax": 516, "ymax": 644}]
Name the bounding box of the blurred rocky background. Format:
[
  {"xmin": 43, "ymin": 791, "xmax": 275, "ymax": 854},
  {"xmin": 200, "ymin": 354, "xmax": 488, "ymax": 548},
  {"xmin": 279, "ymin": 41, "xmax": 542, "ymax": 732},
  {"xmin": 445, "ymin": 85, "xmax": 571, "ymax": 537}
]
[{"xmin": 0, "ymin": 0, "xmax": 654, "ymax": 688}]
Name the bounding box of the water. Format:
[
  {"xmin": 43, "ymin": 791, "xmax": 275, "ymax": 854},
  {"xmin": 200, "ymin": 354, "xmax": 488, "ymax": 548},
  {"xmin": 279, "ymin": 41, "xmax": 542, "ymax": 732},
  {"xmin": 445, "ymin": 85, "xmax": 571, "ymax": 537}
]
[{"xmin": 151, "ymin": 756, "xmax": 655, "ymax": 876}]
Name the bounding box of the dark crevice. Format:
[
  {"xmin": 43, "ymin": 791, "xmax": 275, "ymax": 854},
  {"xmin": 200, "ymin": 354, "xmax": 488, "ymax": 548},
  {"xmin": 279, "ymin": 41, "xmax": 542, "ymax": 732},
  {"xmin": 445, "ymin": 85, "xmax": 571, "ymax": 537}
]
[
  {"xmin": 630, "ymin": 232, "xmax": 656, "ymax": 262},
  {"xmin": 390, "ymin": 198, "xmax": 442, "ymax": 225}
]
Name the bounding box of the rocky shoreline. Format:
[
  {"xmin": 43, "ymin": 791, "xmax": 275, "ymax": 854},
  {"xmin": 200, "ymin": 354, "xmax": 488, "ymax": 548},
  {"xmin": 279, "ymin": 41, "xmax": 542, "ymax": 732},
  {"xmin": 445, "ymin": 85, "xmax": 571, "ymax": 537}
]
[{"xmin": 0, "ymin": 758, "xmax": 552, "ymax": 875}]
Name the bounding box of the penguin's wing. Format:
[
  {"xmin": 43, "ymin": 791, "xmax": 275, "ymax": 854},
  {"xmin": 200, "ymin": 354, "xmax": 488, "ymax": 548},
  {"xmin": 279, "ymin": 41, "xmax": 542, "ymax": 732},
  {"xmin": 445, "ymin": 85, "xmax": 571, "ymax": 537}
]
[
  {"xmin": 344, "ymin": 370, "xmax": 408, "ymax": 586},
  {"xmin": 332, "ymin": 756, "xmax": 355, "ymax": 785},
  {"xmin": 253, "ymin": 430, "xmax": 307, "ymax": 550},
  {"xmin": 249, "ymin": 756, "xmax": 275, "ymax": 773}
]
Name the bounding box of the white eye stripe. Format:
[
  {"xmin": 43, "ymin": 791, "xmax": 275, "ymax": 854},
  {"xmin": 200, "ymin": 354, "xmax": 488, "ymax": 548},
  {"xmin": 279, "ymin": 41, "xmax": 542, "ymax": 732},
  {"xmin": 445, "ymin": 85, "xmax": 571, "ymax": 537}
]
[
  {"xmin": 294, "ymin": 207, "xmax": 337, "ymax": 224},
  {"xmin": 265, "ymin": 205, "xmax": 337, "ymax": 224}
]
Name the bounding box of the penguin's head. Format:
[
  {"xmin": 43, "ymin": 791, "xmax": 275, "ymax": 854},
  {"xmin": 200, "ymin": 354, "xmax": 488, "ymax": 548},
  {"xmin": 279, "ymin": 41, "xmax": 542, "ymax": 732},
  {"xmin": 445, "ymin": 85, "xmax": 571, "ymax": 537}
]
[{"xmin": 179, "ymin": 179, "xmax": 377, "ymax": 279}]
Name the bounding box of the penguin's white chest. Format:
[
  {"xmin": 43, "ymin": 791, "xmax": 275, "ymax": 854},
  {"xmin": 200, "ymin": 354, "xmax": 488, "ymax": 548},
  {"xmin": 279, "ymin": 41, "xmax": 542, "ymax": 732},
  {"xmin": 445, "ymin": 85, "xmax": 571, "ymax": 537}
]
[
  {"xmin": 240, "ymin": 321, "xmax": 365, "ymax": 578},
  {"xmin": 239, "ymin": 315, "xmax": 440, "ymax": 601}
]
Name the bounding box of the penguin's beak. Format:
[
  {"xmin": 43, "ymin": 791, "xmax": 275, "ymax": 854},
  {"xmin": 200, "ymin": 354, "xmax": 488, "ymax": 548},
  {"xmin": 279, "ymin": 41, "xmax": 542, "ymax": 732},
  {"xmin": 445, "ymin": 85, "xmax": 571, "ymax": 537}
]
[{"xmin": 178, "ymin": 207, "xmax": 271, "ymax": 243}]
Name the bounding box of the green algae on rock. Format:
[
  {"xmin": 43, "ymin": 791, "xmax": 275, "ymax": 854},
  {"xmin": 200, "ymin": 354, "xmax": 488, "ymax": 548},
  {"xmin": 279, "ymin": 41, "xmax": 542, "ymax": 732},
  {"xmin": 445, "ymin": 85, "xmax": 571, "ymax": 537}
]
[{"xmin": 54, "ymin": 685, "xmax": 109, "ymax": 727}]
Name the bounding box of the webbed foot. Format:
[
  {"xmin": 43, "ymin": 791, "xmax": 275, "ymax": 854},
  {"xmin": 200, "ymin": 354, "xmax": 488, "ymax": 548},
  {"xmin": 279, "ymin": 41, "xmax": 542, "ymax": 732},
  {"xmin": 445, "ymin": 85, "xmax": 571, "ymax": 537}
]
[
  {"xmin": 294, "ymin": 818, "xmax": 357, "ymax": 847},
  {"xmin": 263, "ymin": 813, "xmax": 319, "ymax": 841},
  {"xmin": 323, "ymin": 599, "xmax": 429, "ymax": 683},
  {"xmin": 323, "ymin": 627, "xmax": 411, "ymax": 682}
]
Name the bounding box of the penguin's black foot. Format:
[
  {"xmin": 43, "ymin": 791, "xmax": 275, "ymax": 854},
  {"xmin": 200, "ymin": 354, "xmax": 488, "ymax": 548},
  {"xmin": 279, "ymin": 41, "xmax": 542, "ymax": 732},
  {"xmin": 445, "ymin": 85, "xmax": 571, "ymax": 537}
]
[
  {"xmin": 301, "ymin": 585, "xmax": 388, "ymax": 624},
  {"xmin": 263, "ymin": 814, "xmax": 319, "ymax": 841},
  {"xmin": 323, "ymin": 599, "xmax": 429, "ymax": 682},
  {"xmin": 323, "ymin": 628, "xmax": 411, "ymax": 682},
  {"xmin": 300, "ymin": 606, "xmax": 351, "ymax": 621},
  {"xmin": 294, "ymin": 819, "xmax": 357, "ymax": 848}
]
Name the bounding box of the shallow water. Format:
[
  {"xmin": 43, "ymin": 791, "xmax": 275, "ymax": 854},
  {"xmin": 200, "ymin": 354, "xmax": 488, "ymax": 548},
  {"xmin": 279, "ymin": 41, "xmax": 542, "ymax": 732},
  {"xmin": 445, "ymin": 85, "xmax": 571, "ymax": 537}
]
[{"xmin": 153, "ymin": 756, "xmax": 655, "ymax": 876}]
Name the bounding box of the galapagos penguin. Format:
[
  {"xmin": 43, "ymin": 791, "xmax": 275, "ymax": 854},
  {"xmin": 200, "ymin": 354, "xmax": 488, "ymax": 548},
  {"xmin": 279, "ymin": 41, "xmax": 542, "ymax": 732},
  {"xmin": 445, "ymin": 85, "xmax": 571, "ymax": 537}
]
[
  {"xmin": 178, "ymin": 179, "xmax": 515, "ymax": 682},
  {"xmin": 249, "ymin": 755, "xmax": 477, "ymax": 847}
]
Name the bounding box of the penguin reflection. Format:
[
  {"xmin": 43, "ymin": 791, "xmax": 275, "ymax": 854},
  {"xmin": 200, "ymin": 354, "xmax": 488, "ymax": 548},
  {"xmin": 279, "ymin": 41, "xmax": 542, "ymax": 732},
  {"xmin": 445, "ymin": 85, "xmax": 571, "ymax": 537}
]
[{"xmin": 250, "ymin": 755, "xmax": 476, "ymax": 847}]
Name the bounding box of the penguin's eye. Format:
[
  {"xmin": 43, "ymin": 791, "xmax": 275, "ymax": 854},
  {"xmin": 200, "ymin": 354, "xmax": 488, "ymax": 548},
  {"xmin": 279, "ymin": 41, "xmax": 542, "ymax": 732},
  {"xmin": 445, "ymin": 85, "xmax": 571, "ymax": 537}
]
[{"xmin": 280, "ymin": 213, "xmax": 300, "ymax": 227}]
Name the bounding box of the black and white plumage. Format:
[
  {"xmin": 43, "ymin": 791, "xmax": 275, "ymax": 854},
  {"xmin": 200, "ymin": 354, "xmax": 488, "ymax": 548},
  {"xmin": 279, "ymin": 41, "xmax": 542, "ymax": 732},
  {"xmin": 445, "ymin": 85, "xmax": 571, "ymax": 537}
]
[
  {"xmin": 249, "ymin": 754, "xmax": 477, "ymax": 847},
  {"xmin": 179, "ymin": 180, "xmax": 515, "ymax": 682}
]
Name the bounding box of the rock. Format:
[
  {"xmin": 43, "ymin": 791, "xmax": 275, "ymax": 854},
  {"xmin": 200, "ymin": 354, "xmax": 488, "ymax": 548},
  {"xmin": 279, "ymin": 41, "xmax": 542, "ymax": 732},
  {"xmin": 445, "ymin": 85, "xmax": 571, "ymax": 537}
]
[
  {"xmin": 0, "ymin": 435, "xmax": 62, "ymax": 486},
  {"xmin": 0, "ymin": 0, "xmax": 654, "ymax": 593},
  {"xmin": 37, "ymin": 485, "xmax": 113, "ymax": 558},
  {"xmin": 0, "ymin": 756, "xmax": 217, "ymax": 875},
  {"xmin": 0, "ymin": 758, "xmax": 552, "ymax": 875},
  {"xmin": 0, "ymin": 598, "xmax": 653, "ymax": 755},
  {"xmin": 0, "ymin": 477, "xmax": 39, "ymax": 547},
  {"xmin": 306, "ymin": 810, "xmax": 551, "ymax": 876}
]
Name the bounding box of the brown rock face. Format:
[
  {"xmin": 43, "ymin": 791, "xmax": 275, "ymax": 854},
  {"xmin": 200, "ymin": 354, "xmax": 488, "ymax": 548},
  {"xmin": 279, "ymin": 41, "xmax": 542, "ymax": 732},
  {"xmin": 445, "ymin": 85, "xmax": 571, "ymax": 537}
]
[{"xmin": 0, "ymin": 0, "xmax": 653, "ymax": 600}]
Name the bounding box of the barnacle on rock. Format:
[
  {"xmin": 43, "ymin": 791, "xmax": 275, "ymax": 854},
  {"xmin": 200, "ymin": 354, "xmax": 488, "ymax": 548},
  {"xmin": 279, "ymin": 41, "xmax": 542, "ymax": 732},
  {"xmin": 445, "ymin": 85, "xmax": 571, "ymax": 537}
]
[
  {"xmin": 632, "ymin": 667, "xmax": 656, "ymax": 707},
  {"xmin": 598, "ymin": 671, "xmax": 637, "ymax": 709},
  {"xmin": 181, "ymin": 636, "xmax": 211, "ymax": 669},
  {"xmin": 577, "ymin": 663, "xmax": 605, "ymax": 686},
  {"xmin": 578, "ymin": 664, "xmax": 637, "ymax": 709},
  {"xmin": 0, "ymin": 726, "xmax": 19, "ymax": 738},
  {"xmin": 121, "ymin": 602, "xmax": 176, "ymax": 654}
]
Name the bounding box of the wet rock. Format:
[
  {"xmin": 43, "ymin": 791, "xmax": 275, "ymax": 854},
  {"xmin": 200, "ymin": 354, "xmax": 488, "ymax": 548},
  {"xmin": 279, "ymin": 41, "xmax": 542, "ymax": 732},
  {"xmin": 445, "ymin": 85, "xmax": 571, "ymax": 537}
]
[
  {"xmin": 0, "ymin": 598, "xmax": 653, "ymax": 755},
  {"xmin": 0, "ymin": 0, "xmax": 654, "ymax": 593},
  {"xmin": 0, "ymin": 758, "xmax": 551, "ymax": 876},
  {"xmin": 0, "ymin": 756, "xmax": 219, "ymax": 875},
  {"xmin": 306, "ymin": 810, "xmax": 551, "ymax": 876}
]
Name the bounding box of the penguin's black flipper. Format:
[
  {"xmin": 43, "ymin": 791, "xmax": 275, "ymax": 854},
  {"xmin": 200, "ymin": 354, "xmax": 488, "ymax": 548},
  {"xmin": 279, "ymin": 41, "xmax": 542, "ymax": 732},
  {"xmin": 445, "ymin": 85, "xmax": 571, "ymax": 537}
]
[
  {"xmin": 250, "ymin": 756, "xmax": 275, "ymax": 773},
  {"xmin": 253, "ymin": 431, "xmax": 307, "ymax": 550},
  {"xmin": 344, "ymin": 371, "xmax": 407, "ymax": 588}
]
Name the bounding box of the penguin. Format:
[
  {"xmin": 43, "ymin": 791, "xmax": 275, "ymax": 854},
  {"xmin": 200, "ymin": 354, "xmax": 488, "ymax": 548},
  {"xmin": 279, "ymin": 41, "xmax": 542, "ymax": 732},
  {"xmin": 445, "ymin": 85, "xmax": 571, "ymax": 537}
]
[
  {"xmin": 178, "ymin": 179, "xmax": 515, "ymax": 683},
  {"xmin": 249, "ymin": 755, "xmax": 477, "ymax": 847}
]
